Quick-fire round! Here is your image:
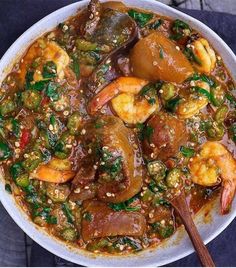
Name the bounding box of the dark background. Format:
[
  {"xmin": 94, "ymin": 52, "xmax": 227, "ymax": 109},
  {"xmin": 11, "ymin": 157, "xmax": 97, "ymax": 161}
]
[{"xmin": 0, "ymin": 0, "xmax": 236, "ymax": 266}]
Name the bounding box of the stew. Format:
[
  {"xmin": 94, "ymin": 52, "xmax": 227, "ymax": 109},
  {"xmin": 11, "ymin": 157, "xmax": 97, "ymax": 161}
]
[{"xmin": 0, "ymin": 0, "xmax": 236, "ymax": 255}]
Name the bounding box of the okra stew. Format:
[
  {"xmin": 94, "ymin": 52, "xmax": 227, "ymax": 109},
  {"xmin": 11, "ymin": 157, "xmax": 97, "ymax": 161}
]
[{"xmin": 1, "ymin": 0, "xmax": 236, "ymax": 255}]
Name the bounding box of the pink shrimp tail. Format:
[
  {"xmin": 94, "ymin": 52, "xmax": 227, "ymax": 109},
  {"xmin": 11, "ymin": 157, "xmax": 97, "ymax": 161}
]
[
  {"xmin": 88, "ymin": 81, "xmax": 119, "ymax": 115},
  {"xmin": 221, "ymin": 180, "xmax": 236, "ymax": 214}
]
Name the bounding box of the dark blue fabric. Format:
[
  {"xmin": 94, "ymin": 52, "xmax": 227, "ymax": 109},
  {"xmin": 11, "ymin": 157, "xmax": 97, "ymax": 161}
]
[{"xmin": 0, "ymin": 1, "xmax": 236, "ymax": 267}]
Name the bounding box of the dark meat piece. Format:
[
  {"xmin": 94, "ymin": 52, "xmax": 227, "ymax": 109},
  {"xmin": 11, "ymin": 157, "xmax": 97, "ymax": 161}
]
[
  {"xmin": 70, "ymin": 157, "xmax": 97, "ymax": 201},
  {"xmin": 96, "ymin": 116, "xmax": 143, "ymax": 203},
  {"xmin": 143, "ymin": 113, "xmax": 188, "ymax": 161},
  {"xmin": 81, "ymin": 200, "xmax": 146, "ymax": 241},
  {"xmin": 71, "ymin": 158, "xmax": 96, "ymax": 188},
  {"xmin": 80, "ymin": 0, "xmax": 101, "ymax": 39},
  {"xmin": 86, "ymin": 9, "xmax": 138, "ymax": 93},
  {"xmin": 70, "ymin": 183, "xmax": 97, "ymax": 202}
]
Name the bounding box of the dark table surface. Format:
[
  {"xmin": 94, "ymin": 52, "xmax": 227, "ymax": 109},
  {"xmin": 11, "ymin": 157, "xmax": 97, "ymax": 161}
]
[{"xmin": 0, "ymin": 1, "xmax": 236, "ymax": 267}]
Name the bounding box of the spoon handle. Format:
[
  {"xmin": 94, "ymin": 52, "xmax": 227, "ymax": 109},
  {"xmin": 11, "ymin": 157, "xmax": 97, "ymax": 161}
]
[{"xmin": 171, "ymin": 192, "xmax": 215, "ymax": 267}]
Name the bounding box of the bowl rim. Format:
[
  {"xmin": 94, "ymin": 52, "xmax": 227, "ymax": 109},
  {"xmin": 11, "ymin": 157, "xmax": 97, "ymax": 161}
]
[{"xmin": 0, "ymin": 0, "xmax": 236, "ymax": 266}]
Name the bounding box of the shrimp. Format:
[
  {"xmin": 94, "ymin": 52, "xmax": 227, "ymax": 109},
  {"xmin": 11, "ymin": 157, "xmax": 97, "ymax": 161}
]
[
  {"xmin": 88, "ymin": 77, "xmax": 159, "ymax": 124},
  {"xmin": 31, "ymin": 158, "xmax": 75, "ymax": 183},
  {"xmin": 191, "ymin": 38, "xmax": 216, "ymax": 73},
  {"xmin": 189, "ymin": 141, "xmax": 236, "ymax": 214},
  {"xmin": 18, "ymin": 38, "xmax": 70, "ymax": 85},
  {"xmin": 176, "ymin": 81, "xmax": 210, "ymax": 119}
]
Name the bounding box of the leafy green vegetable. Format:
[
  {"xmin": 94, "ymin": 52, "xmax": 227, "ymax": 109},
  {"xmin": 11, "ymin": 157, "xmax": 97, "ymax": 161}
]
[
  {"xmin": 33, "ymin": 206, "xmax": 57, "ymax": 225},
  {"xmin": 180, "ymin": 146, "xmax": 195, "ymax": 157},
  {"xmin": 83, "ymin": 211, "xmax": 93, "ymax": 222},
  {"xmin": 165, "ymin": 96, "xmax": 182, "ymax": 112},
  {"xmin": 122, "ymin": 237, "xmax": 142, "ymax": 251},
  {"xmin": 154, "ymin": 198, "xmax": 170, "ymax": 207},
  {"xmin": 46, "ymin": 216, "xmax": 58, "ymax": 224},
  {"xmin": 70, "ymin": 56, "xmax": 80, "ymax": 79},
  {"xmin": 109, "ymin": 196, "xmax": 140, "ymax": 212},
  {"xmin": 139, "ymin": 81, "xmax": 163, "ymax": 97},
  {"xmin": 5, "ymin": 183, "xmax": 12, "ymax": 194},
  {"xmin": 42, "ymin": 61, "xmax": 57, "ymax": 79},
  {"xmin": 188, "ymin": 73, "xmax": 216, "ymax": 88},
  {"xmin": 151, "ymin": 222, "xmax": 174, "ymax": 238},
  {"xmin": 100, "ymin": 148, "xmax": 123, "ymax": 179},
  {"xmin": 0, "ymin": 141, "xmax": 12, "ymax": 161},
  {"xmin": 25, "ymin": 70, "xmax": 34, "ymax": 90},
  {"xmin": 128, "ymin": 9, "xmax": 153, "ymax": 27},
  {"xmin": 149, "ymin": 179, "xmax": 167, "ymax": 193},
  {"xmin": 10, "ymin": 162, "xmax": 24, "ymax": 180},
  {"xmin": 170, "ymin": 19, "xmax": 191, "ymax": 40},
  {"xmin": 54, "ymin": 132, "xmax": 73, "ymax": 159},
  {"xmin": 11, "ymin": 118, "xmax": 20, "ymax": 138},
  {"xmin": 45, "ymin": 82, "xmax": 59, "ymax": 101},
  {"xmin": 149, "ymin": 19, "xmax": 163, "ymax": 29},
  {"xmin": 184, "ymin": 47, "xmax": 202, "ymax": 65},
  {"xmin": 62, "ymin": 203, "xmax": 74, "ymax": 224},
  {"xmin": 192, "ymin": 86, "xmax": 212, "ymax": 101},
  {"xmin": 136, "ymin": 123, "xmax": 154, "ymax": 142},
  {"xmin": 32, "ymin": 80, "xmax": 49, "ymax": 91}
]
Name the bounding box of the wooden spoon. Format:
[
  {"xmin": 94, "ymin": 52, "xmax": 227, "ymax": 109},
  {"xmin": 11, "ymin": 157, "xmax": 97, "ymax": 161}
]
[{"xmin": 170, "ymin": 190, "xmax": 215, "ymax": 267}]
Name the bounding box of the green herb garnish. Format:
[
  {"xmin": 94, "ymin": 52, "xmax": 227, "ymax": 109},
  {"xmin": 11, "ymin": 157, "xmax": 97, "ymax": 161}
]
[
  {"xmin": 62, "ymin": 203, "xmax": 74, "ymax": 224},
  {"xmin": 165, "ymin": 96, "xmax": 182, "ymax": 112},
  {"xmin": 180, "ymin": 146, "xmax": 195, "ymax": 157},
  {"xmin": 170, "ymin": 19, "xmax": 191, "ymax": 40},
  {"xmin": 184, "ymin": 47, "xmax": 202, "ymax": 65},
  {"xmin": 45, "ymin": 82, "xmax": 59, "ymax": 101},
  {"xmin": 42, "ymin": 61, "xmax": 57, "ymax": 79},
  {"xmin": 149, "ymin": 19, "xmax": 163, "ymax": 29},
  {"xmin": 70, "ymin": 56, "xmax": 80, "ymax": 79},
  {"xmin": 5, "ymin": 183, "xmax": 12, "ymax": 194},
  {"xmin": 109, "ymin": 196, "xmax": 140, "ymax": 212},
  {"xmin": 128, "ymin": 9, "xmax": 153, "ymax": 27},
  {"xmin": 83, "ymin": 211, "xmax": 93, "ymax": 222},
  {"xmin": 159, "ymin": 46, "xmax": 164, "ymax": 59}
]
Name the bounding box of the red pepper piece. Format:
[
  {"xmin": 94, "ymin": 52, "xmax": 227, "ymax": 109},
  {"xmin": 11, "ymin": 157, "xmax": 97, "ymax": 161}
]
[{"xmin": 19, "ymin": 129, "xmax": 31, "ymax": 149}]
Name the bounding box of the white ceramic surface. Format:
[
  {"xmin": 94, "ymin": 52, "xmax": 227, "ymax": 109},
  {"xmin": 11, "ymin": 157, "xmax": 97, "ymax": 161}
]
[{"xmin": 0, "ymin": 0, "xmax": 236, "ymax": 266}]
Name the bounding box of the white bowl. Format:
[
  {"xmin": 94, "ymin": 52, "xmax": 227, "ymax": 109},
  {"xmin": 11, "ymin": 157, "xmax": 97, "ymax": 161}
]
[{"xmin": 0, "ymin": 0, "xmax": 236, "ymax": 266}]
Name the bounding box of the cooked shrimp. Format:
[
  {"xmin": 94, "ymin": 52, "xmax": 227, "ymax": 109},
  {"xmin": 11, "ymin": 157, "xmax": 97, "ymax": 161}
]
[
  {"xmin": 176, "ymin": 81, "xmax": 209, "ymax": 119},
  {"xmin": 88, "ymin": 77, "xmax": 159, "ymax": 124},
  {"xmin": 189, "ymin": 141, "xmax": 236, "ymax": 214},
  {"xmin": 31, "ymin": 158, "xmax": 75, "ymax": 183},
  {"xmin": 18, "ymin": 38, "xmax": 70, "ymax": 85},
  {"xmin": 191, "ymin": 38, "xmax": 216, "ymax": 73}
]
